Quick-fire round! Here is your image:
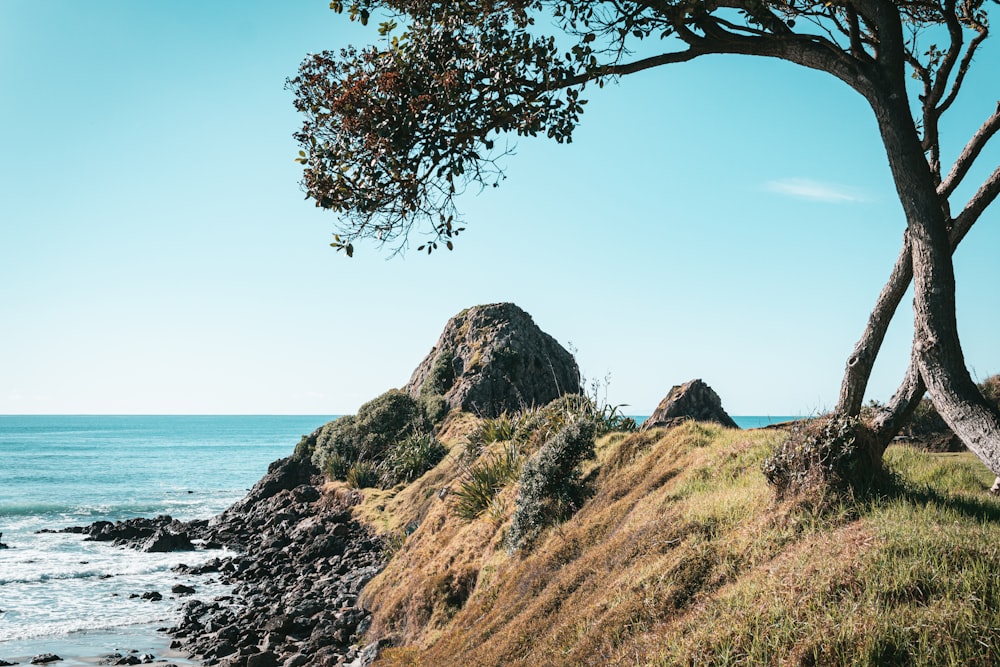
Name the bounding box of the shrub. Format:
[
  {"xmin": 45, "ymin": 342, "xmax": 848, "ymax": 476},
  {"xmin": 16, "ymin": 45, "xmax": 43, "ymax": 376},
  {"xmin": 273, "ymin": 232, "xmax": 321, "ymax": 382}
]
[
  {"xmin": 312, "ymin": 390, "xmax": 432, "ymax": 482},
  {"xmin": 420, "ymin": 393, "xmax": 450, "ymax": 425},
  {"xmin": 293, "ymin": 433, "xmax": 315, "ymax": 461},
  {"xmin": 979, "ymin": 374, "xmax": 1000, "ymax": 404},
  {"xmin": 451, "ymin": 442, "xmax": 523, "ymax": 520},
  {"xmin": 422, "ymin": 350, "xmax": 455, "ymax": 397},
  {"xmin": 346, "ymin": 460, "xmax": 381, "ymax": 489},
  {"xmin": 311, "ymin": 415, "xmax": 361, "ymax": 477},
  {"xmin": 379, "ymin": 433, "xmax": 448, "ymax": 486},
  {"xmin": 762, "ymin": 415, "xmax": 882, "ymax": 497},
  {"xmin": 353, "ymin": 389, "xmax": 428, "ymax": 461},
  {"xmin": 324, "ymin": 451, "xmax": 353, "ymax": 480},
  {"xmin": 506, "ymin": 419, "xmax": 597, "ymax": 551}
]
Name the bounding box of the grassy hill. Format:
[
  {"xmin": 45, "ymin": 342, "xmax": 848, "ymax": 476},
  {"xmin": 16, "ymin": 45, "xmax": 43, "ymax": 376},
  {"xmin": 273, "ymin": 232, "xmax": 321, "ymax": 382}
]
[{"xmin": 332, "ymin": 413, "xmax": 1000, "ymax": 666}]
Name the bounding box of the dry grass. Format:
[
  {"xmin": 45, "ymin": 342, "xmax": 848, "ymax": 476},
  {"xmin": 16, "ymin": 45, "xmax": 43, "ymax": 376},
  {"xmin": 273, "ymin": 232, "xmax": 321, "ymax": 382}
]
[{"xmin": 359, "ymin": 420, "xmax": 1000, "ymax": 667}]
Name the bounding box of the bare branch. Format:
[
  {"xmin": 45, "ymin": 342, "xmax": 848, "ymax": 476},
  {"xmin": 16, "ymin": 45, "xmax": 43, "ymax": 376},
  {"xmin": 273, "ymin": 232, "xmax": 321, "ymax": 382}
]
[
  {"xmin": 939, "ymin": 25, "xmax": 989, "ymax": 113},
  {"xmin": 952, "ymin": 164, "xmax": 1000, "ymax": 245},
  {"xmin": 927, "ymin": 0, "xmax": 965, "ymax": 108},
  {"xmin": 939, "ymin": 102, "xmax": 1000, "ymax": 198}
]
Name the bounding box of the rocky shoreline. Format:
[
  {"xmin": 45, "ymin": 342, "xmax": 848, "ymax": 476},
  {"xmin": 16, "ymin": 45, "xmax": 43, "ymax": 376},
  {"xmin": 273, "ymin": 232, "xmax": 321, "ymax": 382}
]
[{"xmin": 50, "ymin": 456, "xmax": 387, "ymax": 667}]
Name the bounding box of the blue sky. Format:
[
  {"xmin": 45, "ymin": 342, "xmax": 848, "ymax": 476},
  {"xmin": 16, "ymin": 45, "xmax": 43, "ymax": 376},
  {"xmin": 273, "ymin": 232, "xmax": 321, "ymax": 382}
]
[{"xmin": 2, "ymin": 1, "xmax": 997, "ymax": 415}]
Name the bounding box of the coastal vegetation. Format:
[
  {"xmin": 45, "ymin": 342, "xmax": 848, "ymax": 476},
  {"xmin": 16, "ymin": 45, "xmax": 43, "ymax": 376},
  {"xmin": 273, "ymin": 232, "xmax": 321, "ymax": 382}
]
[
  {"xmin": 339, "ymin": 411, "xmax": 1000, "ymax": 666},
  {"xmin": 300, "ymin": 389, "xmax": 446, "ymax": 489}
]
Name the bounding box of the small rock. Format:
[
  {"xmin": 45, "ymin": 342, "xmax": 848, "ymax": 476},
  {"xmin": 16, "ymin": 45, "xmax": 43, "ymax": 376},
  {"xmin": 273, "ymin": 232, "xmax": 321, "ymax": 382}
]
[
  {"xmin": 171, "ymin": 584, "xmax": 196, "ymax": 595},
  {"xmin": 246, "ymin": 652, "xmax": 279, "ymax": 667},
  {"xmin": 141, "ymin": 591, "xmax": 163, "ymax": 602},
  {"xmin": 30, "ymin": 655, "xmax": 61, "ymax": 665}
]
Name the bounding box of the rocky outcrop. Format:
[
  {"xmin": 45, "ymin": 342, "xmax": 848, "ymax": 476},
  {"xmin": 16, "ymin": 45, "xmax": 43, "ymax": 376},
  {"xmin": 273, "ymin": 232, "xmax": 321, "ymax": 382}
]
[
  {"xmin": 52, "ymin": 456, "xmax": 386, "ymax": 666},
  {"xmin": 166, "ymin": 458, "xmax": 386, "ymax": 665},
  {"xmin": 641, "ymin": 379, "xmax": 739, "ymax": 430},
  {"xmin": 41, "ymin": 515, "xmax": 201, "ymax": 551},
  {"xmin": 404, "ymin": 303, "xmax": 580, "ymax": 418}
]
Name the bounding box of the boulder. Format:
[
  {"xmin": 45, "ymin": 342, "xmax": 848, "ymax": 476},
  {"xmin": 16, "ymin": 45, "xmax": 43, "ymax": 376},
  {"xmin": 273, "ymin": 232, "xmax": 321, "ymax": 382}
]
[
  {"xmin": 141, "ymin": 529, "xmax": 194, "ymax": 553},
  {"xmin": 404, "ymin": 303, "xmax": 580, "ymax": 418},
  {"xmin": 641, "ymin": 379, "xmax": 738, "ymax": 430}
]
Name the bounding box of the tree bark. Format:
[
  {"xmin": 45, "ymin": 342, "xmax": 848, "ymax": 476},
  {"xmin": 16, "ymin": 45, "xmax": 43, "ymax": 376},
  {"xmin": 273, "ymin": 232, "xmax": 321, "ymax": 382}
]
[
  {"xmin": 873, "ymin": 84, "xmax": 1000, "ymax": 477},
  {"xmin": 836, "ymin": 234, "xmax": 912, "ymax": 416}
]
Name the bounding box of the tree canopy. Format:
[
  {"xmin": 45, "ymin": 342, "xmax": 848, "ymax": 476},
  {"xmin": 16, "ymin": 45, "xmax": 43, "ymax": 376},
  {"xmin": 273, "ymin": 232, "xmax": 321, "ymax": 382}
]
[{"xmin": 289, "ymin": 0, "xmax": 997, "ymax": 255}]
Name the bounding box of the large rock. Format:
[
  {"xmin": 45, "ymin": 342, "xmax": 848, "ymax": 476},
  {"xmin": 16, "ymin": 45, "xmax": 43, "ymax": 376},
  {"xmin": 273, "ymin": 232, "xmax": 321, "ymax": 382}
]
[
  {"xmin": 404, "ymin": 303, "xmax": 580, "ymax": 418},
  {"xmin": 641, "ymin": 379, "xmax": 738, "ymax": 430}
]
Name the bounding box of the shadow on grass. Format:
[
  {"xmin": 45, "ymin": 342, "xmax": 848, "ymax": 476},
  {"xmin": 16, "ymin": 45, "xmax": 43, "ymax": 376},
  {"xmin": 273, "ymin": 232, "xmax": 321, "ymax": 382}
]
[{"xmin": 868, "ymin": 470, "xmax": 1000, "ymax": 523}]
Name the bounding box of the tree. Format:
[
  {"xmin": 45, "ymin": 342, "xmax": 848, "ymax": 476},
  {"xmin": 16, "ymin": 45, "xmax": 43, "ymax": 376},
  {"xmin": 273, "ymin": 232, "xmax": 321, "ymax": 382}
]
[{"xmin": 288, "ymin": 0, "xmax": 1000, "ymax": 488}]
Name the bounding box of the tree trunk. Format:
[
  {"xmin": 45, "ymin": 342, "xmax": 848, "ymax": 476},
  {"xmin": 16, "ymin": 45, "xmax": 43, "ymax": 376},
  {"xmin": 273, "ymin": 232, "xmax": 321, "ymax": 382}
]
[
  {"xmin": 836, "ymin": 190, "xmax": 983, "ymax": 420},
  {"xmin": 836, "ymin": 234, "xmax": 912, "ymax": 417},
  {"xmin": 873, "ymin": 86, "xmax": 1000, "ymax": 477}
]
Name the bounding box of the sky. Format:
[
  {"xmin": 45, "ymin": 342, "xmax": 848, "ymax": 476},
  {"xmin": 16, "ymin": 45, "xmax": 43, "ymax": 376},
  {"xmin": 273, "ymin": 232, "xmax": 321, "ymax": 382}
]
[{"xmin": 1, "ymin": 1, "xmax": 998, "ymax": 416}]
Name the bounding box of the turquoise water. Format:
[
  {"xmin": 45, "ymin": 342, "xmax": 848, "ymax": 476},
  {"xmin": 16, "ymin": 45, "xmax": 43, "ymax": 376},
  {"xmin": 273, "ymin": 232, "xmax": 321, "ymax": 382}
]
[
  {"xmin": 0, "ymin": 415, "xmax": 333, "ymax": 656},
  {"xmin": 731, "ymin": 415, "xmax": 800, "ymax": 429},
  {"xmin": 633, "ymin": 415, "xmax": 799, "ymax": 429}
]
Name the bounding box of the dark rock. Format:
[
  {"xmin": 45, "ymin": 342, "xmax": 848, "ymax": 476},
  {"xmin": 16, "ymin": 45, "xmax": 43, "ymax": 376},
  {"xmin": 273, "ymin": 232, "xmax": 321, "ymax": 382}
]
[
  {"xmin": 141, "ymin": 591, "xmax": 163, "ymax": 601},
  {"xmin": 246, "ymin": 652, "xmax": 279, "ymax": 667},
  {"xmin": 0, "ymin": 659, "xmax": 18, "ymax": 666},
  {"xmin": 640, "ymin": 379, "xmax": 739, "ymax": 430},
  {"xmin": 291, "ymin": 484, "xmax": 320, "ymax": 502},
  {"xmin": 30, "ymin": 656, "xmax": 61, "ymax": 665},
  {"xmin": 404, "ymin": 302, "xmax": 580, "ymax": 418},
  {"xmin": 142, "ymin": 529, "xmax": 194, "ymax": 553},
  {"xmin": 171, "ymin": 583, "xmax": 196, "ymax": 595}
]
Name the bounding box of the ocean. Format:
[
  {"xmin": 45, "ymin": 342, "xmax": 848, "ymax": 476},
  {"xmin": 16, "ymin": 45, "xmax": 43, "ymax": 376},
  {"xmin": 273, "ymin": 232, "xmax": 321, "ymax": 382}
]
[
  {"xmin": 0, "ymin": 415, "xmax": 333, "ymax": 663},
  {"xmin": 0, "ymin": 413, "xmax": 793, "ymax": 662}
]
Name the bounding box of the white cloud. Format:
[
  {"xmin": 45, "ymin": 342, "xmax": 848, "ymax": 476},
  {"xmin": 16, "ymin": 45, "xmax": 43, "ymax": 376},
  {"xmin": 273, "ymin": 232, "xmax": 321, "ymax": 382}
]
[{"xmin": 763, "ymin": 178, "xmax": 869, "ymax": 203}]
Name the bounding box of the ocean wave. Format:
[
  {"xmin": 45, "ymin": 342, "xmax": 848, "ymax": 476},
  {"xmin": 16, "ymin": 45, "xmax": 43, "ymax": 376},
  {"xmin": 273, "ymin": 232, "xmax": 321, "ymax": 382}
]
[{"xmin": 0, "ymin": 612, "xmax": 175, "ymax": 643}]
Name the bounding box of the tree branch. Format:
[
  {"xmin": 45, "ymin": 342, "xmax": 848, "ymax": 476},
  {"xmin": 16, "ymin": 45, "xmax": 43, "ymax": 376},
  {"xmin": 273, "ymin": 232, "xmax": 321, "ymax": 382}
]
[
  {"xmin": 939, "ymin": 102, "xmax": 1000, "ymax": 198},
  {"xmin": 927, "ymin": 0, "xmax": 965, "ymax": 109},
  {"xmin": 952, "ymin": 165, "xmax": 1000, "ymax": 245},
  {"xmin": 939, "ymin": 27, "xmax": 988, "ymax": 113}
]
